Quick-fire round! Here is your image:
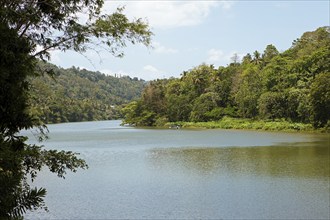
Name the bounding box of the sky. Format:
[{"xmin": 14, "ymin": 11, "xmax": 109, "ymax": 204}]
[{"xmin": 49, "ymin": 0, "xmax": 329, "ymax": 81}]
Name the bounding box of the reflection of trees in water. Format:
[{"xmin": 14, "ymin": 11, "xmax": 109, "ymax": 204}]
[{"xmin": 148, "ymin": 142, "xmax": 329, "ymax": 179}]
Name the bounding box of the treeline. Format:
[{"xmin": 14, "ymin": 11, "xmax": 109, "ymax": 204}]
[
  {"xmin": 122, "ymin": 27, "xmax": 330, "ymax": 129},
  {"xmin": 29, "ymin": 62, "xmax": 146, "ymax": 123}
]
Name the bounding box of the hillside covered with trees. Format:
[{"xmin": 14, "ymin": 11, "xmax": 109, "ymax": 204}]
[
  {"xmin": 122, "ymin": 27, "xmax": 330, "ymax": 130},
  {"xmin": 29, "ymin": 62, "xmax": 146, "ymax": 123}
]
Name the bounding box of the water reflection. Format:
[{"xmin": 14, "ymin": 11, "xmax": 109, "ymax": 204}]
[{"xmin": 148, "ymin": 141, "xmax": 329, "ymax": 179}]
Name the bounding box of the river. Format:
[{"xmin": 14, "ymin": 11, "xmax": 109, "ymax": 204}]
[{"xmin": 24, "ymin": 120, "xmax": 329, "ymax": 219}]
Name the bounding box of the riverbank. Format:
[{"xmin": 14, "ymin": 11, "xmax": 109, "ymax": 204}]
[{"xmin": 166, "ymin": 117, "xmax": 329, "ymax": 133}]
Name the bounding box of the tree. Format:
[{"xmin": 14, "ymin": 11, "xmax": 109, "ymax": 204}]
[
  {"xmin": 310, "ymin": 72, "xmax": 330, "ymax": 127},
  {"xmin": 141, "ymin": 80, "xmax": 167, "ymax": 115},
  {"xmin": 0, "ymin": 0, "xmax": 152, "ymax": 218},
  {"xmin": 230, "ymin": 53, "xmax": 240, "ymax": 65},
  {"xmin": 190, "ymin": 92, "xmax": 218, "ymax": 122},
  {"xmin": 262, "ymin": 56, "xmax": 295, "ymax": 92},
  {"xmin": 252, "ymin": 50, "xmax": 263, "ymax": 65},
  {"xmin": 0, "ymin": 0, "xmax": 152, "ymax": 59},
  {"xmin": 235, "ymin": 66, "xmax": 263, "ymax": 118},
  {"xmin": 262, "ymin": 44, "xmax": 279, "ymax": 65},
  {"xmin": 165, "ymin": 79, "xmax": 192, "ymax": 122},
  {"xmin": 29, "ymin": 62, "xmax": 145, "ymax": 124},
  {"xmin": 242, "ymin": 53, "xmax": 252, "ymax": 65},
  {"xmin": 258, "ymin": 91, "xmax": 288, "ymax": 119},
  {"xmin": 186, "ymin": 64, "xmax": 213, "ymax": 96},
  {"xmin": 120, "ymin": 26, "xmax": 329, "ymax": 129},
  {"xmin": 212, "ymin": 65, "xmax": 237, "ymax": 107},
  {"xmin": 121, "ymin": 101, "xmax": 142, "ymax": 125}
]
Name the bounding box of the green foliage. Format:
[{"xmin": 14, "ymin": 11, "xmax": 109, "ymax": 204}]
[
  {"xmin": 175, "ymin": 117, "xmax": 314, "ymax": 132},
  {"xmin": 310, "ymin": 72, "xmax": 330, "ymax": 127},
  {"xmin": 93, "ymin": 8, "xmax": 152, "ymax": 57},
  {"xmin": 190, "ymin": 92, "xmax": 218, "ymax": 122},
  {"xmin": 204, "ymin": 107, "xmax": 237, "ymax": 121},
  {"xmin": 121, "ymin": 101, "xmax": 144, "ymax": 126},
  {"xmin": 262, "ymin": 44, "xmax": 279, "ymax": 65},
  {"xmin": 234, "ymin": 65, "xmax": 263, "ymax": 118},
  {"xmin": 123, "ymin": 27, "xmax": 330, "ymax": 130},
  {"xmin": 141, "ymin": 79, "xmax": 167, "ymax": 115},
  {"xmin": 154, "ymin": 116, "xmax": 169, "ymax": 127},
  {"xmin": 165, "ymin": 79, "xmax": 192, "ymax": 122},
  {"xmin": 29, "ymin": 62, "xmax": 146, "ymax": 124},
  {"xmin": 0, "ymin": 137, "xmax": 88, "ymax": 218},
  {"xmin": 0, "ymin": 0, "xmax": 152, "ymax": 60},
  {"xmin": 252, "ymin": 50, "xmax": 263, "ymax": 65},
  {"xmin": 258, "ymin": 92, "xmax": 288, "ymax": 119},
  {"xmin": 0, "ymin": 23, "xmax": 36, "ymax": 136}
]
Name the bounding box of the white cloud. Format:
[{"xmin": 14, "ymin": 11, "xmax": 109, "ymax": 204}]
[
  {"xmin": 143, "ymin": 65, "xmax": 160, "ymax": 73},
  {"xmin": 142, "ymin": 65, "xmax": 169, "ymax": 80},
  {"xmin": 102, "ymin": 1, "xmax": 229, "ymax": 29},
  {"xmin": 207, "ymin": 49, "xmax": 225, "ymax": 62},
  {"xmin": 153, "ymin": 42, "xmax": 178, "ymax": 54}
]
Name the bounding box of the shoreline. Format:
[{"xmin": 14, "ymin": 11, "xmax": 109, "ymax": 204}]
[{"xmin": 165, "ymin": 117, "xmax": 329, "ymax": 133}]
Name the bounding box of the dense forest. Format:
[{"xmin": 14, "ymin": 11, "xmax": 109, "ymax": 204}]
[
  {"xmin": 122, "ymin": 27, "xmax": 330, "ymax": 129},
  {"xmin": 29, "ymin": 62, "xmax": 146, "ymax": 123}
]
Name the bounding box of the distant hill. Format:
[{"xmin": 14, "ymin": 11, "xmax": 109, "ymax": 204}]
[{"xmin": 29, "ymin": 62, "xmax": 146, "ymax": 123}]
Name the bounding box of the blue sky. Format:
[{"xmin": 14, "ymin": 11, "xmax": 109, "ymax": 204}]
[{"xmin": 49, "ymin": 0, "xmax": 329, "ymax": 80}]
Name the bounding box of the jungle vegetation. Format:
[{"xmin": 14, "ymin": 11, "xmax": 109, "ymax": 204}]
[
  {"xmin": 29, "ymin": 61, "xmax": 146, "ymax": 124},
  {"xmin": 122, "ymin": 27, "xmax": 330, "ymax": 131}
]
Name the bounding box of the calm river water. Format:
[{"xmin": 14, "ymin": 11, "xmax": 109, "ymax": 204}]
[{"xmin": 24, "ymin": 120, "xmax": 329, "ymax": 219}]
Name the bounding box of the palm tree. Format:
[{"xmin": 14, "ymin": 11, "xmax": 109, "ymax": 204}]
[{"xmin": 252, "ymin": 50, "xmax": 263, "ymax": 65}]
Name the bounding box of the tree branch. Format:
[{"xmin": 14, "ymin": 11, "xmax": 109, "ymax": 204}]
[{"xmin": 32, "ymin": 35, "xmax": 77, "ymax": 59}]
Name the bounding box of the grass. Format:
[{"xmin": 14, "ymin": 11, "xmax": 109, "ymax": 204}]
[{"xmin": 165, "ymin": 117, "xmax": 325, "ymax": 132}]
